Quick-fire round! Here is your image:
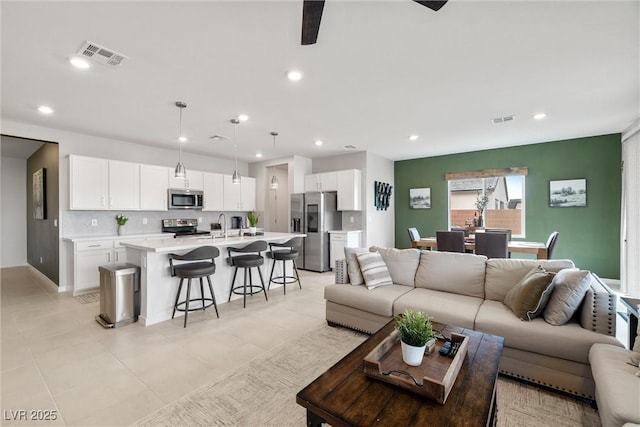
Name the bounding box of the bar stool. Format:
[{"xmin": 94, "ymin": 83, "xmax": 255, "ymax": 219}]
[
  {"xmin": 168, "ymin": 246, "xmax": 220, "ymax": 328},
  {"xmin": 267, "ymin": 237, "xmax": 303, "ymax": 295},
  {"xmin": 227, "ymin": 240, "xmax": 268, "ymax": 308}
]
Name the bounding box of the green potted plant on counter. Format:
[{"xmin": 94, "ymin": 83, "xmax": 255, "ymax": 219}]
[
  {"xmin": 247, "ymin": 211, "xmax": 260, "ymax": 235},
  {"xmin": 395, "ymin": 308, "xmax": 434, "ymax": 366},
  {"xmin": 115, "ymin": 214, "xmax": 129, "ymax": 236}
]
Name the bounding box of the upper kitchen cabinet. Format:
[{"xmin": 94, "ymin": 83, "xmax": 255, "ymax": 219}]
[
  {"xmin": 70, "ymin": 155, "xmax": 139, "ymax": 210},
  {"xmin": 168, "ymin": 169, "xmax": 203, "ymax": 190},
  {"xmin": 202, "ymin": 172, "xmax": 224, "ymax": 211},
  {"xmin": 140, "ymin": 164, "xmax": 170, "ymax": 211},
  {"xmin": 337, "ymin": 169, "xmax": 362, "ymax": 211},
  {"xmin": 304, "ymin": 171, "xmax": 337, "ymax": 192},
  {"xmin": 223, "ymin": 175, "xmax": 256, "ymax": 211}
]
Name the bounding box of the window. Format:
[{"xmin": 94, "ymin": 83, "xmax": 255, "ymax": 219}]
[{"xmin": 446, "ymin": 168, "xmax": 526, "ymax": 238}]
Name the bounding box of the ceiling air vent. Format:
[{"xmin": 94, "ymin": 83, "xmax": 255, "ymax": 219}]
[
  {"xmin": 76, "ymin": 41, "xmax": 128, "ymax": 68},
  {"xmin": 344, "ymin": 145, "xmax": 357, "ymax": 150},
  {"xmin": 491, "ymin": 115, "xmax": 515, "ymax": 124},
  {"xmin": 209, "ymin": 135, "xmax": 229, "ymax": 140}
]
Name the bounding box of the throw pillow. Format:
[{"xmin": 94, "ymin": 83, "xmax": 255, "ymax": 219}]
[
  {"xmin": 503, "ymin": 266, "xmax": 556, "ymax": 321},
  {"xmin": 543, "ymin": 269, "xmax": 591, "ymax": 326},
  {"xmin": 344, "ymin": 247, "xmax": 369, "ymax": 286},
  {"xmin": 369, "ymin": 246, "xmax": 420, "ymax": 287},
  {"xmin": 356, "ymin": 252, "xmax": 393, "ymax": 290}
]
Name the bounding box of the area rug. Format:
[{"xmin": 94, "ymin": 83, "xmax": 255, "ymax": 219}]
[
  {"xmin": 131, "ymin": 324, "xmax": 600, "ymax": 427},
  {"xmin": 74, "ymin": 290, "xmax": 100, "ymax": 304}
]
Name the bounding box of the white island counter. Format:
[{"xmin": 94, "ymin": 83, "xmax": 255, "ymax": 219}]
[{"xmin": 121, "ymin": 232, "xmax": 304, "ymax": 326}]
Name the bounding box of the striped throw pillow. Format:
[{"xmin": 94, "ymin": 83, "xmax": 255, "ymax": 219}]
[{"xmin": 356, "ymin": 252, "xmax": 393, "ymax": 290}]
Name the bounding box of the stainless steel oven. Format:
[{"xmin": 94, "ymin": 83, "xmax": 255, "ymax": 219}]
[{"xmin": 168, "ymin": 189, "xmax": 204, "ymax": 210}]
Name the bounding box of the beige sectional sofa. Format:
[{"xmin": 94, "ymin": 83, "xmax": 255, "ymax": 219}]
[{"xmin": 325, "ymin": 248, "xmax": 623, "ymax": 400}]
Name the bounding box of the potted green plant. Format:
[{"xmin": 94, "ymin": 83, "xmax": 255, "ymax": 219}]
[
  {"xmin": 394, "ymin": 308, "xmax": 435, "ymax": 366},
  {"xmin": 247, "ymin": 211, "xmax": 260, "ymax": 235},
  {"xmin": 115, "ymin": 214, "xmax": 129, "ymax": 236}
]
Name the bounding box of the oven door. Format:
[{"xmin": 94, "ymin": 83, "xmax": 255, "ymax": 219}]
[{"xmin": 168, "ymin": 190, "xmax": 203, "ymax": 209}]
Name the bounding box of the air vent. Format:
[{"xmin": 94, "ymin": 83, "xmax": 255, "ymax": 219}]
[
  {"xmin": 209, "ymin": 135, "xmax": 229, "ymax": 140},
  {"xmin": 491, "ymin": 115, "xmax": 515, "ymax": 124},
  {"xmin": 76, "ymin": 41, "xmax": 128, "ymax": 68},
  {"xmin": 344, "ymin": 145, "xmax": 357, "ymax": 150}
]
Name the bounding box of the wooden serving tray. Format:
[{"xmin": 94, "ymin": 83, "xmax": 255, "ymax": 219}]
[{"xmin": 363, "ymin": 330, "xmax": 468, "ymax": 404}]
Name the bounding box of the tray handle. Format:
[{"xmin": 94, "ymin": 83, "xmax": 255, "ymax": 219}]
[{"xmin": 381, "ymin": 370, "xmax": 424, "ymax": 387}]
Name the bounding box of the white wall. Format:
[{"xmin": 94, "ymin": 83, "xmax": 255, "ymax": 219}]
[
  {"xmin": 365, "ymin": 152, "xmax": 394, "ymax": 248},
  {"xmin": 1, "ymin": 156, "xmax": 28, "ymax": 267}
]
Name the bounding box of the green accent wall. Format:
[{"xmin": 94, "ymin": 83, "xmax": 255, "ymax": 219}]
[{"xmin": 395, "ymin": 134, "xmax": 621, "ymax": 279}]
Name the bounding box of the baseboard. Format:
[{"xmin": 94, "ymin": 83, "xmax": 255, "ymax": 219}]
[{"xmin": 26, "ymin": 265, "xmax": 63, "ymax": 293}]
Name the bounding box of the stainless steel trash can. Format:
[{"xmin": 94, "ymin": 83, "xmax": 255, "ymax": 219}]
[{"xmin": 96, "ymin": 263, "xmax": 140, "ymax": 328}]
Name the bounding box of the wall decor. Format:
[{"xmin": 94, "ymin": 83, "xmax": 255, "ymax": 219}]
[
  {"xmin": 410, "ymin": 187, "xmax": 431, "ymax": 209},
  {"xmin": 549, "ymin": 178, "xmax": 586, "ymax": 207},
  {"xmin": 33, "ymin": 168, "xmax": 47, "ymax": 219},
  {"xmin": 374, "ymin": 181, "xmax": 393, "ymax": 210}
]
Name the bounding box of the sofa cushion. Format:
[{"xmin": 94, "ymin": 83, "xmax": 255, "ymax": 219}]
[
  {"xmin": 543, "ymin": 269, "xmax": 591, "ymax": 326},
  {"xmin": 324, "ymin": 284, "xmax": 412, "ymax": 317},
  {"xmin": 393, "ymin": 288, "xmax": 483, "ymax": 329},
  {"xmin": 589, "ymin": 343, "xmax": 640, "ymax": 427},
  {"xmin": 344, "ymin": 247, "xmax": 368, "ymax": 285},
  {"xmin": 475, "ymin": 300, "xmax": 622, "ymax": 364},
  {"xmin": 369, "ymin": 246, "xmax": 420, "ymax": 287},
  {"xmin": 414, "ymin": 250, "xmax": 487, "ymax": 298},
  {"xmin": 357, "ymin": 252, "xmax": 393, "ymax": 290},
  {"xmin": 484, "ymin": 258, "xmax": 576, "ymax": 302},
  {"xmin": 503, "ymin": 266, "xmax": 556, "ymax": 320}
]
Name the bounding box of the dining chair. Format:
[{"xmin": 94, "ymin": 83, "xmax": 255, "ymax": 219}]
[
  {"xmin": 436, "ymin": 230, "xmax": 466, "ymax": 253},
  {"xmin": 450, "ymin": 227, "xmax": 470, "ymax": 237},
  {"xmin": 474, "ymin": 232, "xmax": 509, "ymax": 259},
  {"xmin": 485, "ymin": 228, "xmax": 512, "ymax": 241},
  {"xmin": 546, "ymin": 231, "xmax": 560, "ymax": 259},
  {"xmin": 407, "ymin": 227, "xmax": 421, "ymax": 244}
]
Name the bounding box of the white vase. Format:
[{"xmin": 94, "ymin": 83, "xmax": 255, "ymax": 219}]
[
  {"xmin": 118, "ymin": 225, "xmax": 125, "ymax": 236},
  {"xmin": 249, "ymin": 226, "xmax": 257, "ymax": 235},
  {"xmin": 401, "ymin": 341, "xmax": 427, "ymax": 366}
]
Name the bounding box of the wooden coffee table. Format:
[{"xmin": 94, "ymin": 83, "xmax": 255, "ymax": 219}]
[{"xmin": 297, "ymin": 320, "xmax": 504, "ymax": 427}]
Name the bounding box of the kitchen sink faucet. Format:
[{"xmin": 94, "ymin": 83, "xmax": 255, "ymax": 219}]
[{"xmin": 217, "ymin": 213, "xmax": 227, "ymax": 238}]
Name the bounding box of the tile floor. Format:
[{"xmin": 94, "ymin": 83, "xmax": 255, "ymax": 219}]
[{"xmin": 1, "ymin": 265, "xmax": 333, "ymax": 426}]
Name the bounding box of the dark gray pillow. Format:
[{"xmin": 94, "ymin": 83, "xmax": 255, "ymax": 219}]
[
  {"xmin": 543, "ymin": 269, "xmax": 591, "ymax": 326},
  {"xmin": 503, "ymin": 266, "xmax": 556, "ymax": 321}
]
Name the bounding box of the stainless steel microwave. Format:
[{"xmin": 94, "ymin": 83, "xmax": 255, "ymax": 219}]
[{"xmin": 168, "ymin": 189, "xmax": 204, "ymax": 210}]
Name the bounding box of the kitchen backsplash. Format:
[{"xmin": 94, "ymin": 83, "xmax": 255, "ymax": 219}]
[{"xmin": 62, "ymin": 210, "xmax": 250, "ymax": 237}]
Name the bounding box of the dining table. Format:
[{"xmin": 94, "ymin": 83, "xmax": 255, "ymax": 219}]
[{"xmin": 412, "ymin": 236, "xmax": 549, "ymax": 259}]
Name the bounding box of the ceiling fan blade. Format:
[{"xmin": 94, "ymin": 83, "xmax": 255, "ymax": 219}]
[
  {"xmin": 302, "ymin": 0, "xmax": 325, "ymax": 45},
  {"xmin": 413, "ymin": 1, "xmax": 448, "ymax": 12}
]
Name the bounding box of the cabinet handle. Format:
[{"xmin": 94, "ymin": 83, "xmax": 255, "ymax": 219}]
[
  {"xmin": 107, "ymin": 253, "xmax": 111, "ymax": 262},
  {"xmin": 109, "ymin": 197, "xmax": 113, "ymax": 208},
  {"xmin": 115, "ymin": 252, "xmax": 119, "ymax": 262},
  {"xmin": 88, "ymin": 244, "xmax": 100, "ymax": 248},
  {"xmin": 101, "ymin": 197, "xmax": 106, "ymax": 207}
]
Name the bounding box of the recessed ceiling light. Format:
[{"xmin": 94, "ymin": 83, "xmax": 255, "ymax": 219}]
[
  {"xmin": 238, "ymin": 114, "xmax": 249, "ymax": 122},
  {"xmin": 256, "ymin": 153, "xmax": 263, "ymax": 158},
  {"xmin": 409, "ymin": 135, "xmax": 419, "ymax": 141},
  {"xmin": 314, "ymin": 140, "xmax": 323, "ymax": 146},
  {"xmin": 69, "ymin": 56, "xmax": 90, "ymax": 69},
  {"xmin": 287, "ymin": 70, "xmax": 303, "ymax": 81},
  {"xmin": 178, "ymin": 136, "xmax": 187, "ymax": 143},
  {"xmin": 37, "ymin": 105, "xmax": 54, "ymax": 115},
  {"xmin": 533, "ymin": 113, "xmax": 547, "ymax": 120}
]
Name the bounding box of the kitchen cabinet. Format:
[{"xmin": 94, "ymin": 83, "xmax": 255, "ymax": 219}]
[
  {"xmin": 223, "ymin": 175, "xmax": 256, "ymax": 211},
  {"xmin": 168, "ymin": 169, "xmax": 203, "ymax": 190},
  {"xmin": 203, "ymin": 172, "xmax": 225, "ymax": 211},
  {"xmin": 329, "ymin": 231, "xmax": 362, "ymax": 270},
  {"xmin": 70, "ymin": 155, "xmax": 139, "ymax": 210},
  {"xmin": 304, "ymin": 172, "xmax": 337, "ymax": 192},
  {"xmin": 140, "ymin": 164, "xmax": 170, "ymax": 211},
  {"xmin": 337, "ymin": 169, "xmax": 362, "ymax": 211},
  {"xmin": 73, "ymin": 240, "xmax": 115, "ymax": 294}
]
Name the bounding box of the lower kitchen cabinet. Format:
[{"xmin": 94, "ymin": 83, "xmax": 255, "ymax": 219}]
[{"xmin": 329, "ymin": 230, "xmax": 362, "ymax": 270}]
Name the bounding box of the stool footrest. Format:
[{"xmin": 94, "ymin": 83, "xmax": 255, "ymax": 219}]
[
  {"xmin": 230, "ymin": 285, "xmax": 267, "ymax": 296},
  {"xmin": 175, "ymin": 298, "xmax": 216, "ymax": 313},
  {"xmin": 270, "ymin": 275, "xmax": 300, "ymax": 285}
]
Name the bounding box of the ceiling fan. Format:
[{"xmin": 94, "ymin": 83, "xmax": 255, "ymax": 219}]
[{"xmin": 301, "ymin": 0, "xmax": 448, "ymax": 45}]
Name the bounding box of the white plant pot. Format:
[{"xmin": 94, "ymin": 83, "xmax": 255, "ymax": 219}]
[
  {"xmin": 249, "ymin": 226, "xmax": 257, "ymax": 235},
  {"xmin": 401, "ymin": 341, "xmax": 427, "ymax": 367}
]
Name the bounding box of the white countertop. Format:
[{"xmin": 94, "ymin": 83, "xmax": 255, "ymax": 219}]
[
  {"xmin": 120, "ymin": 232, "xmax": 305, "ymax": 253},
  {"xmin": 328, "ymin": 230, "xmax": 362, "ymax": 233},
  {"xmin": 63, "ymin": 233, "xmax": 173, "ymax": 242}
]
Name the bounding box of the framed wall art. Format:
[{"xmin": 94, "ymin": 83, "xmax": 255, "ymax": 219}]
[
  {"xmin": 33, "ymin": 168, "xmax": 47, "ymax": 219},
  {"xmin": 410, "ymin": 187, "xmax": 431, "ymax": 209},
  {"xmin": 549, "ymin": 178, "xmax": 586, "ymax": 207}
]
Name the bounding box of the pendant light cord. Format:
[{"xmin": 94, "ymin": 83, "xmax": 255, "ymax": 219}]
[
  {"xmin": 234, "ymin": 122, "xmax": 238, "ymax": 171},
  {"xmin": 178, "ymin": 107, "xmax": 183, "ymax": 163}
]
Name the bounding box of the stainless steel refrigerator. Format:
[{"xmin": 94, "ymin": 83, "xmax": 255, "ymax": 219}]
[
  {"xmin": 303, "ymin": 192, "xmax": 340, "ymax": 272},
  {"xmin": 290, "ymin": 193, "xmax": 306, "ymax": 269}
]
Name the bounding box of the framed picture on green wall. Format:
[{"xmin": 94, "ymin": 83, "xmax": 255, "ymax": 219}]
[
  {"xmin": 549, "ymin": 179, "xmax": 586, "ymax": 207},
  {"xmin": 410, "ymin": 188, "xmax": 431, "ymax": 209}
]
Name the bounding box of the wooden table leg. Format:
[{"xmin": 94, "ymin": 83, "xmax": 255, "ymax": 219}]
[{"xmin": 306, "ymin": 409, "xmax": 325, "ymax": 427}]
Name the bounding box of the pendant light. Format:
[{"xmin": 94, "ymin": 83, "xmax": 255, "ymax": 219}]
[
  {"xmin": 231, "ymin": 118, "xmax": 241, "ymax": 184},
  {"xmin": 269, "ymin": 131, "xmax": 279, "ymax": 190},
  {"xmin": 174, "ymin": 101, "xmax": 187, "ymax": 179}
]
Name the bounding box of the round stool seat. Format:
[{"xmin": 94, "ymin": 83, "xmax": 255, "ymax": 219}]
[
  {"xmin": 271, "ymin": 250, "xmax": 298, "ymax": 261},
  {"xmin": 230, "ymin": 254, "xmax": 264, "ymax": 268},
  {"xmin": 173, "ymin": 262, "xmax": 216, "ymax": 278}
]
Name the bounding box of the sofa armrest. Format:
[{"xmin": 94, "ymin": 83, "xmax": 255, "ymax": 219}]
[
  {"xmin": 579, "ymin": 273, "xmax": 617, "ymax": 336},
  {"xmin": 335, "ymin": 259, "xmax": 350, "ymax": 284}
]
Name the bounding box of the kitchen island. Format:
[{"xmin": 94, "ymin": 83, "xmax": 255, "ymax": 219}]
[{"xmin": 121, "ymin": 232, "xmax": 305, "ymax": 326}]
